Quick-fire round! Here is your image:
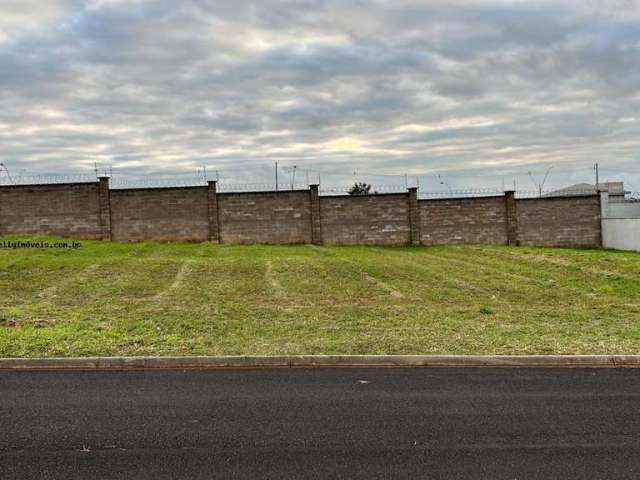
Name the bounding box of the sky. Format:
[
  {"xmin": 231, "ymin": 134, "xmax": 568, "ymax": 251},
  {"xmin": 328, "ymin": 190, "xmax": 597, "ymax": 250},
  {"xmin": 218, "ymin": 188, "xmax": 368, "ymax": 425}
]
[{"xmin": 1, "ymin": 0, "xmax": 640, "ymax": 191}]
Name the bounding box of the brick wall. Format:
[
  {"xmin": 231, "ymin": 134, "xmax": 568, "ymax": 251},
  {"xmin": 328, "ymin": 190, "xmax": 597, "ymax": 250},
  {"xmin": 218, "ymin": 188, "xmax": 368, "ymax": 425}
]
[
  {"xmin": 0, "ymin": 180, "xmax": 604, "ymax": 247},
  {"xmin": 109, "ymin": 187, "xmax": 209, "ymax": 242},
  {"xmin": 515, "ymin": 195, "xmax": 601, "ymax": 247},
  {"xmin": 309, "ymin": 185, "xmax": 322, "ymax": 245},
  {"xmin": 505, "ymin": 191, "xmax": 518, "ymax": 246},
  {"xmin": 419, "ymin": 196, "xmax": 508, "ymax": 246},
  {"xmin": 320, "ymin": 194, "xmax": 410, "ymax": 245},
  {"xmin": 217, "ymin": 190, "xmax": 312, "ymax": 244},
  {"xmin": 0, "ymin": 183, "xmax": 103, "ymax": 239}
]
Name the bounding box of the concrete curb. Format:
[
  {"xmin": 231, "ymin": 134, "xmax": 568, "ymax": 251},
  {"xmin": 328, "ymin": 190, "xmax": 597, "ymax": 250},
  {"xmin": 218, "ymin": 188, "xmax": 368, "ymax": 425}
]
[{"xmin": 1, "ymin": 355, "xmax": 640, "ymax": 370}]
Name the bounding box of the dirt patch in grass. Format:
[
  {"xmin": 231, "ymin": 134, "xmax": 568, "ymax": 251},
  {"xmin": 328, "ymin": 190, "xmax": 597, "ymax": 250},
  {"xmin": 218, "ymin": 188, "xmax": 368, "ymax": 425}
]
[
  {"xmin": 153, "ymin": 260, "xmax": 193, "ymax": 300},
  {"xmin": 362, "ymin": 272, "xmax": 403, "ymax": 299},
  {"xmin": 0, "ymin": 318, "xmax": 18, "ymax": 328}
]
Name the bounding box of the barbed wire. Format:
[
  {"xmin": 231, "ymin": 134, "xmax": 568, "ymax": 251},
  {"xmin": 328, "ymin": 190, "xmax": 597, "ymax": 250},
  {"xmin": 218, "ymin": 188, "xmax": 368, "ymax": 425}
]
[
  {"xmin": 217, "ymin": 183, "xmax": 308, "ymax": 192},
  {"xmin": 419, "ymin": 187, "xmax": 504, "ymax": 199},
  {"xmin": 320, "ymin": 184, "xmax": 408, "ymax": 194},
  {"xmin": 0, "ymin": 173, "xmax": 98, "ymax": 185},
  {"xmin": 3, "ymin": 161, "xmax": 639, "ymax": 183},
  {"xmin": 419, "ymin": 187, "xmax": 608, "ymax": 199},
  {"xmin": 109, "ymin": 177, "xmax": 206, "ymax": 189},
  {"xmin": 618, "ymin": 192, "xmax": 640, "ymax": 202},
  {"xmin": 1, "ymin": 170, "xmax": 639, "ymax": 204},
  {"xmin": 515, "ymin": 188, "xmax": 602, "ymax": 199}
]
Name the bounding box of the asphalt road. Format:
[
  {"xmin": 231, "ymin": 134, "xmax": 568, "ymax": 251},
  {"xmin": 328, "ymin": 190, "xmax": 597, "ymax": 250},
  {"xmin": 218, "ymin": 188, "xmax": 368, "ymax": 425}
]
[{"xmin": 1, "ymin": 367, "xmax": 640, "ymax": 479}]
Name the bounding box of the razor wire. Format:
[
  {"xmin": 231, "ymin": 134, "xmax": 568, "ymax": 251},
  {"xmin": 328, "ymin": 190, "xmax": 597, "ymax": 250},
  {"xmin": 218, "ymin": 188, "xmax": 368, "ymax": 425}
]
[{"xmin": 0, "ymin": 173, "xmax": 98, "ymax": 185}]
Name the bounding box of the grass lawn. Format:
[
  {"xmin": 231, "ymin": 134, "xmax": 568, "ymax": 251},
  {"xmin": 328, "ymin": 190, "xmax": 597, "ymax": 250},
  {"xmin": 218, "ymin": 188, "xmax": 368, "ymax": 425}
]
[{"xmin": 1, "ymin": 236, "xmax": 639, "ymax": 357}]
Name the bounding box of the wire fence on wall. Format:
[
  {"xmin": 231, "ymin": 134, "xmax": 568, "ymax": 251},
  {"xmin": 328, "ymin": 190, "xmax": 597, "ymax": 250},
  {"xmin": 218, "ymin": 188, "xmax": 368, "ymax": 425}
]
[
  {"xmin": 0, "ymin": 163, "xmax": 638, "ymax": 201},
  {"xmin": 0, "ymin": 173, "xmax": 98, "ymax": 185}
]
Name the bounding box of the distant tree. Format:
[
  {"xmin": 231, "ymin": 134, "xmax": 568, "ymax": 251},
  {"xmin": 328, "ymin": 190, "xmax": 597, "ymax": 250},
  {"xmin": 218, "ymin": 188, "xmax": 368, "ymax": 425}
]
[{"xmin": 348, "ymin": 182, "xmax": 372, "ymax": 196}]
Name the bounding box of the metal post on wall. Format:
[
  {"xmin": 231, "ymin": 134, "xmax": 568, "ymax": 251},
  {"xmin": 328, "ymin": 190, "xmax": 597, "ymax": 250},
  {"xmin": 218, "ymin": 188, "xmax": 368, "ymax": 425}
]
[
  {"xmin": 0, "ymin": 163, "xmax": 14, "ymax": 184},
  {"xmin": 291, "ymin": 165, "xmax": 297, "ymax": 190}
]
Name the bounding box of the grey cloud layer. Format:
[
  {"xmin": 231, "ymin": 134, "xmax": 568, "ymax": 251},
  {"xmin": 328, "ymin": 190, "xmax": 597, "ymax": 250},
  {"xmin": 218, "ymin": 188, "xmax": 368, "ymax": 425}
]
[{"xmin": 0, "ymin": 0, "xmax": 639, "ymax": 187}]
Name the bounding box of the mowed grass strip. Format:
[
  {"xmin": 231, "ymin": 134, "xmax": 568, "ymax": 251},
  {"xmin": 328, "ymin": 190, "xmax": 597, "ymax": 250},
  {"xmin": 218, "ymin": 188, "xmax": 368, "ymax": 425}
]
[{"xmin": 0, "ymin": 236, "xmax": 639, "ymax": 357}]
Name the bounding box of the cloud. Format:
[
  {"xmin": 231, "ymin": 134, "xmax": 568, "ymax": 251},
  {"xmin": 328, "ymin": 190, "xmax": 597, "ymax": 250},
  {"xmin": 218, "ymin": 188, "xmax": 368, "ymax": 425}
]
[
  {"xmin": 0, "ymin": 0, "xmax": 639, "ymax": 190},
  {"xmin": 0, "ymin": 0, "xmax": 71, "ymax": 45}
]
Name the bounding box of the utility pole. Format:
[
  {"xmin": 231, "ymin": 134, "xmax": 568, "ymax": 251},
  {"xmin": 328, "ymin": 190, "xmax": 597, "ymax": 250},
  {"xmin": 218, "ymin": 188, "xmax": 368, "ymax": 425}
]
[
  {"xmin": 595, "ymin": 163, "xmax": 599, "ymax": 190},
  {"xmin": 275, "ymin": 162, "xmax": 278, "ymax": 191},
  {"xmin": 291, "ymin": 165, "xmax": 297, "ymax": 190}
]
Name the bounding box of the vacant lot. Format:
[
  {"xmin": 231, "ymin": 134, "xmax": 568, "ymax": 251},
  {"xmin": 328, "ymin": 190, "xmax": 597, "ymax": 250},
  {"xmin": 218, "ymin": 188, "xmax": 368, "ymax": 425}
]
[{"xmin": 1, "ymin": 236, "xmax": 639, "ymax": 357}]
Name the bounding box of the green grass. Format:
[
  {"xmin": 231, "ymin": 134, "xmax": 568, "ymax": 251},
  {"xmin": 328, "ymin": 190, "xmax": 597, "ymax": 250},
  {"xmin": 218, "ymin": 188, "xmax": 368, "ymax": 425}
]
[{"xmin": 1, "ymin": 235, "xmax": 640, "ymax": 357}]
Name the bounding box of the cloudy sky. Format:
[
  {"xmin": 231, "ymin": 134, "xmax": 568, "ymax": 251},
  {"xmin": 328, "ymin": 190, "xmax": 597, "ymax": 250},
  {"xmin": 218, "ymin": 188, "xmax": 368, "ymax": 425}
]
[{"xmin": 1, "ymin": 0, "xmax": 639, "ymax": 190}]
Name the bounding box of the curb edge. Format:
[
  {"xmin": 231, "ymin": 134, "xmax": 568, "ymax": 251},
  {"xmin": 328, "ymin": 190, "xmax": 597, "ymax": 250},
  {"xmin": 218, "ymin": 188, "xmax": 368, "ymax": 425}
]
[{"xmin": 1, "ymin": 355, "xmax": 640, "ymax": 370}]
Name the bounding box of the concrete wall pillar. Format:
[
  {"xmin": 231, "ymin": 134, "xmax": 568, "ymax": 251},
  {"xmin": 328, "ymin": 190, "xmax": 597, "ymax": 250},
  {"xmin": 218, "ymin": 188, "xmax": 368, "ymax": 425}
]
[
  {"xmin": 207, "ymin": 180, "xmax": 220, "ymax": 243},
  {"xmin": 599, "ymin": 190, "xmax": 609, "ymax": 248},
  {"xmin": 599, "ymin": 191, "xmax": 610, "ymax": 219},
  {"xmin": 407, "ymin": 187, "xmax": 420, "ymax": 245},
  {"xmin": 505, "ymin": 190, "xmax": 518, "ymax": 246},
  {"xmin": 98, "ymin": 176, "xmax": 112, "ymax": 240},
  {"xmin": 309, "ymin": 184, "xmax": 322, "ymax": 245}
]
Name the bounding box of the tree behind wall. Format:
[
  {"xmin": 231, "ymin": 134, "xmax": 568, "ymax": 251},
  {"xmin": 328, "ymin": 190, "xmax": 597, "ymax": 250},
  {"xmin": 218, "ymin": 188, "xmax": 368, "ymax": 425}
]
[{"xmin": 349, "ymin": 182, "xmax": 372, "ymax": 195}]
